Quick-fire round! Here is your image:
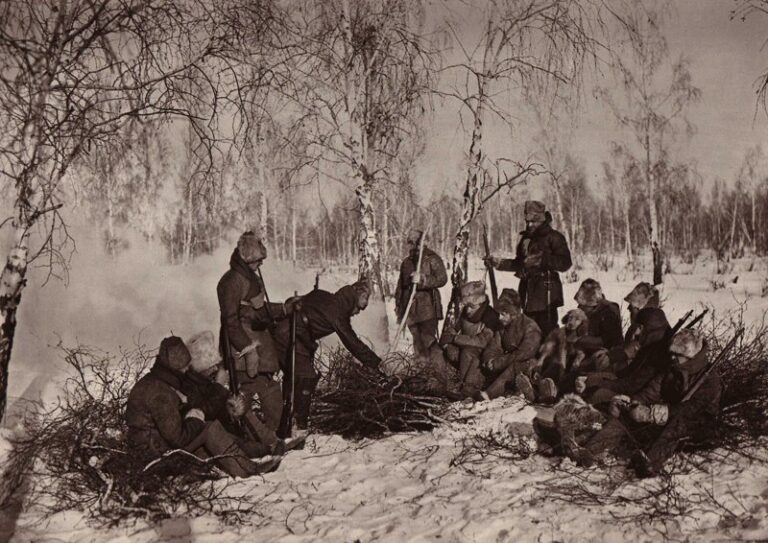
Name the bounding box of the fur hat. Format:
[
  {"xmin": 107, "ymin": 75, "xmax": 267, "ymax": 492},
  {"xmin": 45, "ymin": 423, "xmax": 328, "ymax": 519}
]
[
  {"xmin": 352, "ymin": 280, "xmax": 371, "ymax": 297},
  {"xmin": 237, "ymin": 231, "xmax": 267, "ymax": 263},
  {"xmin": 669, "ymin": 329, "xmax": 704, "ymax": 359},
  {"xmin": 187, "ymin": 331, "xmax": 221, "ymax": 373},
  {"xmin": 575, "ymin": 278, "xmax": 604, "ymax": 306},
  {"xmin": 524, "ymin": 200, "xmax": 546, "ymax": 222},
  {"xmin": 634, "ymin": 307, "xmax": 670, "ymax": 345},
  {"xmin": 460, "ymin": 281, "xmax": 487, "ymax": 305},
  {"xmin": 554, "ymin": 394, "xmax": 606, "ymax": 434},
  {"xmin": 158, "ymin": 336, "xmax": 191, "ymax": 372},
  {"xmin": 406, "ymin": 229, "xmax": 424, "ymax": 245},
  {"xmin": 624, "ymin": 282, "xmax": 659, "ymax": 310},
  {"xmin": 496, "ymin": 288, "xmax": 522, "ymax": 314}
]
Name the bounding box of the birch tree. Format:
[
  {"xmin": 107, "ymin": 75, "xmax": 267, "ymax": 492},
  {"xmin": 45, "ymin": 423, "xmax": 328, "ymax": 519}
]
[
  {"xmin": 439, "ymin": 0, "xmax": 604, "ymax": 335},
  {"xmin": 0, "ymin": 0, "xmax": 257, "ymax": 418},
  {"xmin": 597, "ymin": 0, "xmax": 700, "ymax": 285}
]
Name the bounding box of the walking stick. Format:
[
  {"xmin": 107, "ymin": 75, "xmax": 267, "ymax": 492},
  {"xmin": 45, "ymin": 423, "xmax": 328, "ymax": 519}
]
[{"xmin": 391, "ymin": 227, "xmax": 430, "ymax": 352}]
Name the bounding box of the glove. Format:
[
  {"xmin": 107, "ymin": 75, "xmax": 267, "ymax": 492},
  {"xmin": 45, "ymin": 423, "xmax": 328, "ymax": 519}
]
[
  {"xmin": 575, "ymin": 376, "xmax": 587, "ymax": 394},
  {"xmin": 214, "ymin": 367, "xmax": 229, "ymax": 387},
  {"xmin": 609, "ymin": 394, "xmax": 631, "ymax": 418},
  {"xmin": 283, "ymin": 295, "xmax": 303, "ymax": 315},
  {"xmin": 629, "ymin": 403, "xmax": 668, "ymax": 425},
  {"xmin": 185, "ymin": 408, "xmax": 205, "ymax": 422},
  {"xmin": 624, "ymin": 340, "xmax": 641, "ymax": 360},
  {"xmin": 410, "ymin": 271, "xmax": 422, "ymax": 285},
  {"xmin": 226, "ymin": 393, "xmax": 250, "ymax": 418},
  {"xmin": 483, "ymin": 256, "xmax": 500, "ymax": 268}
]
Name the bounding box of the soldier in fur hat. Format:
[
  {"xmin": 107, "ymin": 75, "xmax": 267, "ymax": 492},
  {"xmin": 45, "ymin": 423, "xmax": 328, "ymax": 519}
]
[
  {"xmin": 442, "ymin": 281, "xmax": 498, "ymax": 398},
  {"xmin": 573, "ymin": 279, "xmax": 623, "ymax": 355},
  {"xmin": 485, "ymin": 200, "xmax": 572, "ymax": 337},
  {"xmin": 217, "ymin": 231, "xmax": 302, "ymax": 433},
  {"xmin": 475, "ymin": 288, "xmax": 542, "ymax": 401},
  {"xmin": 395, "ymin": 229, "xmax": 448, "ymax": 358},
  {"xmin": 125, "ymin": 336, "xmax": 282, "ymax": 477}
]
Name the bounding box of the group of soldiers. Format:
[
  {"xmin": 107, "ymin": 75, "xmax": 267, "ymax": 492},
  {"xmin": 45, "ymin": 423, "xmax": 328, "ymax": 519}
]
[{"xmin": 124, "ymin": 200, "xmax": 722, "ymax": 480}]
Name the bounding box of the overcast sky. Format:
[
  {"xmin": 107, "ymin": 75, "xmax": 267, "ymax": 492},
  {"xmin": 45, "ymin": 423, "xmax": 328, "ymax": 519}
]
[{"xmin": 413, "ymin": 0, "xmax": 768, "ymax": 202}]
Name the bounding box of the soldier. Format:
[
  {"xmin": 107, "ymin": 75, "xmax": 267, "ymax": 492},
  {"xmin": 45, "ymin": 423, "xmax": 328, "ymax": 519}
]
[
  {"xmin": 477, "ymin": 288, "xmax": 542, "ymax": 401},
  {"xmin": 441, "ymin": 281, "xmax": 497, "ymax": 399},
  {"xmin": 125, "ymin": 336, "xmax": 281, "ymax": 478},
  {"xmin": 573, "ymin": 278, "xmax": 623, "ymax": 356},
  {"xmin": 272, "ymin": 281, "xmax": 381, "ymax": 434},
  {"xmin": 574, "ymin": 330, "xmax": 721, "ymax": 477},
  {"xmin": 395, "ymin": 229, "xmax": 448, "ymax": 358},
  {"xmin": 486, "ymin": 200, "xmax": 572, "ymax": 336},
  {"xmin": 216, "ymin": 231, "xmax": 300, "ymax": 432}
]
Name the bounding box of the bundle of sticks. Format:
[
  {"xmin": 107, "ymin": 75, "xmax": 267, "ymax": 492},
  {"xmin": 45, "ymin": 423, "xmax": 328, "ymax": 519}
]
[{"xmin": 312, "ymin": 348, "xmax": 450, "ymax": 439}]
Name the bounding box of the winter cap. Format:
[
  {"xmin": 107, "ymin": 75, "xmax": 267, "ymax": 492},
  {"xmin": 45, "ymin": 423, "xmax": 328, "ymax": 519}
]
[
  {"xmin": 624, "ymin": 282, "xmax": 659, "ymax": 310},
  {"xmin": 460, "ymin": 280, "xmax": 487, "ymax": 305},
  {"xmin": 575, "ymin": 278, "xmax": 604, "ymax": 306},
  {"xmin": 669, "ymin": 329, "xmax": 704, "ymax": 359},
  {"xmin": 562, "ymin": 308, "xmax": 588, "ymax": 327},
  {"xmin": 497, "ymin": 288, "xmax": 522, "ymax": 314},
  {"xmin": 524, "ymin": 200, "xmax": 546, "ymax": 222},
  {"xmin": 406, "ymin": 229, "xmax": 424, "ymax": 245},
  {"xmin": 158, "ymin": 336, "xmax": 191, "ymax": 372},
  {"xmin": 237, "ymin": 231, "xmax": 267, "ymax": 263},
  {"xmin": 187, "ymin": 330, "xmax": 221, "ymax": 373},
  {"xmin": 352, "ymin": 280, "xmax": 371, "ymax": 297}
]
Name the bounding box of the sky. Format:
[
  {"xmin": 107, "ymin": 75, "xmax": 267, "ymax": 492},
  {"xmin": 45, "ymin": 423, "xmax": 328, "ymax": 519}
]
[{"xmin": 413, "ymin": 0, "xmax": 768, "ymax": 202}]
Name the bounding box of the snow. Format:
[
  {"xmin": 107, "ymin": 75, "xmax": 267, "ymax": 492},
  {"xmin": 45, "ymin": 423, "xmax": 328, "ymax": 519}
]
[{"xmin": 3, "ymin": 237, "xmax": 768, "ymax": 541}]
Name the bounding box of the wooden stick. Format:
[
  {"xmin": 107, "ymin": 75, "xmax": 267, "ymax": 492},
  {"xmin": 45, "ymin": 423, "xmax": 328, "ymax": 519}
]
[{"xmin": 391, "ymin": 226, "xmax": 430, "ymax": 352}]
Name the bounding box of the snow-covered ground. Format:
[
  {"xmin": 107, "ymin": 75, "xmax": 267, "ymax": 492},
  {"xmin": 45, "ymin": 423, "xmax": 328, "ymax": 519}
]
[{"xmin": 4, "ymin": 236, "xmax": 768, "ymax": 542}]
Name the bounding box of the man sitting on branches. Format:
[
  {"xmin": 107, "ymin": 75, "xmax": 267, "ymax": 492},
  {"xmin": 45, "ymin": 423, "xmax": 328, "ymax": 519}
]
[{"xmin": 125, "ymin": 336, "xmax": 281, "ymax": 478}]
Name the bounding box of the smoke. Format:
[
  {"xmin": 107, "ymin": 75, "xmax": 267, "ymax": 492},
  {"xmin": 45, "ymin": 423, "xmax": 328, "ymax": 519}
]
[{"xmin": 8, "ymin": 220, "xmax": 389, "ymax": 400}]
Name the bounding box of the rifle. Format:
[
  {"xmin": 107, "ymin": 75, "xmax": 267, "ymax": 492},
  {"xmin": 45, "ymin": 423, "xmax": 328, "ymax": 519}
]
[
  {"xmin": 482, "ymin": 224, "xmax": 498, "ymax": 307},
  {"xmin": 685, "ymin": 308, "xmax": 708, "ymax": 329},
  {"xmin": 219, "ymin": 330, "xmax": 262, "ymax": 440},
  {"xmin": 277, "ymin": 291, "xmax": 299, "ymax": 438},
  {"xmin": 670, "ymin": 310, "xmax": 693, "ymax": 336},
  {"xmin": 314, "ymin": 272, "xmax": 320, "ymax": 290},
  {"xmin": 682, "ymin": 327, "xmax": 744, "ymax": 402},
  {"xmin": 256, "ymin": 268, "xmax": 275, "ymax": 326}
]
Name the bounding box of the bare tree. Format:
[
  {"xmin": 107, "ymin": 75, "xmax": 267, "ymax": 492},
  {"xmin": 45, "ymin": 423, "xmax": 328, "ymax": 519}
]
[
  {"xmin": 438, "ymin": 0, "xmax": 604, "ymax": 335},
  {"xmin": 0, "ymin": 0, "xmax": 258, "ymax": 418},
  {"xmin": 597, "ymin": 0, "xmax": 701, "ymax": 285}
]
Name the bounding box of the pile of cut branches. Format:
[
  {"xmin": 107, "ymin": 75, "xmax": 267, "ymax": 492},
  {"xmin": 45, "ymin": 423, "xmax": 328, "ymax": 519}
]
[
  {"xmin": 3, "ymin": 344, "xmax": 260, "ymax": 527},
  {"xmin": 312, "ymin": 347, "xmax": 451, "ymax": 439}
]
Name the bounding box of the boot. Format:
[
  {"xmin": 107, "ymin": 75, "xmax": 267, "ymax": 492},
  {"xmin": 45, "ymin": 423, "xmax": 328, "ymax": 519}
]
[
  {"xmin": 538, "ymin": 378, "xmax": 558, "ymax": 404},
  {"xmin": 516, "ymin": 374, "xmax": 536, "ymax": 402}
]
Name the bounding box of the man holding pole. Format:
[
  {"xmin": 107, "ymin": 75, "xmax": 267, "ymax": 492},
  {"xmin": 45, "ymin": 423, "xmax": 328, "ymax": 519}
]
[
  {"xmin": 395, "ymin": 229, "xmax": 448, "ymax": 358},
  {"xmin": 485, "ymin": 201, "xmax": 572, "ymax": 337}
]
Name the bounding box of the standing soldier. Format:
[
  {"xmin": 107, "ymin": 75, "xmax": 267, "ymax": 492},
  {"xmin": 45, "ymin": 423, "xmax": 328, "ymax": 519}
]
[
  {"xmin": 216, "ymin": 231, "xmax": 299, "ymax": 432},
  {"xmin": 486, "ymin": 200, "xmax": 572, "ymax": 337},
  {"xmin": 395, "ymin": 229, "xmax": 448, "ymax": 358}
]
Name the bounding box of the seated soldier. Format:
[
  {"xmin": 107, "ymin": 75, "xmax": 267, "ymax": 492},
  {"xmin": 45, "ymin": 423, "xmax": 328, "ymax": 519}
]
[
  {"xmin": 442, "ymin": 281, "xmax": 497, "ymax": 399},
  {"xmin": 125, "ymin": 336, "xmax": 281, "ymax": 478},
  {"xmin": 271, "ymin": 281, "xmax": 381, "ymax": 435},
  {"xmin": 573, "ymin": 279, "xmax": 623, "ymax": 358},
  {"xmin": 475, "ymin": 288, "xmax": 542, "ymax": 401},
  {"xmin": 182, "ymin": 331, "xmax": 305, "ymax": 455},
  {"xmin": 516, "ymin": 308, "xmax": 589, "ymax": 404},
  {"xmin": 582, "ymin": 306, "xmax": 671, "ymax": 406},
  {"xmin": 572, "ymin": 329, "xmax": 721, "ymax": 477}
]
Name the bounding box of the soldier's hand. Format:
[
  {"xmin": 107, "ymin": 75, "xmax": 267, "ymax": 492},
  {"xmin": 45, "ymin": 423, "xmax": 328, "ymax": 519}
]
[
  {"xmin": 214, "ymin": 367, "xmax": 229, "ymax": 387},
  {"xmin": 410, "ymin": 271, "xmax": 422, "ymax": 285},
  {"xmin": 484, "ymin": 358, "xmax": 496, "ymax": 372},
  {"xmin": 574, "ymin": 376, "xmax": 587, "ymax": 394},
  {"xmin": 227, "ymin": 393, "xmax": 250, "ymax": 418},
  {"xmin": 624, "ymin": 340, "xmax": 641, "ymax": 360},
  {"xmin": 609, "ymin": 394, "xmax": 631, "ymax": 417},
  {"xmin": 484, "ymin": 256, "xmax": 500, "ymax": 269}
]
